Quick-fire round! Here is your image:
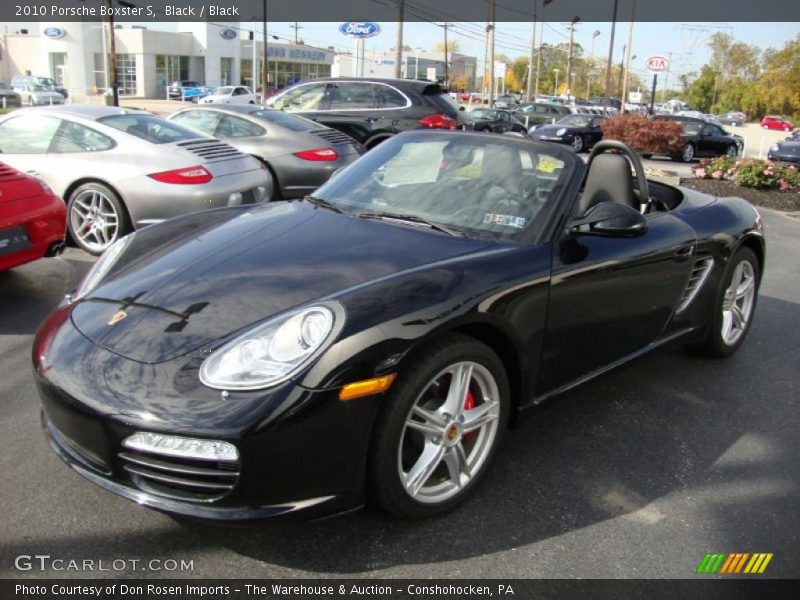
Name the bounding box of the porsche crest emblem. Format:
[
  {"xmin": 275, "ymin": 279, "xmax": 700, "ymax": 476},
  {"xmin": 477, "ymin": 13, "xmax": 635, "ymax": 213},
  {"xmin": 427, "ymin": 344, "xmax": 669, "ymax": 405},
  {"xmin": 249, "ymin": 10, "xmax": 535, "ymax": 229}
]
[{"xmin": 107, "ymin": 310, "xmax": 128, "ymax": 326}]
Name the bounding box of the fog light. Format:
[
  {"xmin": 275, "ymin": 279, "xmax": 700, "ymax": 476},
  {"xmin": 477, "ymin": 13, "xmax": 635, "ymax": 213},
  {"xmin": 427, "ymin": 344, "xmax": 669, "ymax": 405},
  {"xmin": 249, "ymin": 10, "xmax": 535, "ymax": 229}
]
[
  {"xmin": 227, "ymin": 192, "xmax": 243, "ymax": 206},
  {"xmin": 123, "ymin": 432, "xmax": 239, "ymax": 461}
]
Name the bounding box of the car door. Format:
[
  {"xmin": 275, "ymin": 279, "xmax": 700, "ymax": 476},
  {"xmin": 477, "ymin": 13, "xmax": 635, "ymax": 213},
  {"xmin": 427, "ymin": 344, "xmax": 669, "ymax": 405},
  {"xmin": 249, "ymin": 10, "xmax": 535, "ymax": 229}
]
[
  {"xmin": 587, "ymin": 117, "xmax": 605, "ymax": 145},
  {"xmin": 0, "ymin": 114, "xmax": 62, "ymax": 183},
  {"xmin": 539, "ymin": 206, "xmax": 697, "ymax": 393},
  {"xmin": 497, "ymin": 111, "xmax": 513, "ymax": 133},
  {"xmin": 314, "ymin": 81, "xmax": 383, "ymax": 143}
]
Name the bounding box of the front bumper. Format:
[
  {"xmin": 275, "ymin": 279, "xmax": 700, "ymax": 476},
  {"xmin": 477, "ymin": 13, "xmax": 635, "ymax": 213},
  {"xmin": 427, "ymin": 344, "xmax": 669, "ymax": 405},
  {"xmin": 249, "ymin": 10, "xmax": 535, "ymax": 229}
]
[
  {"xmin": 767, "ymin": 152, "xmax": 800, "ymax": 165},
  {"xmin": 33, "ymin": 308, "xmax": 377, "ymax": 521}
]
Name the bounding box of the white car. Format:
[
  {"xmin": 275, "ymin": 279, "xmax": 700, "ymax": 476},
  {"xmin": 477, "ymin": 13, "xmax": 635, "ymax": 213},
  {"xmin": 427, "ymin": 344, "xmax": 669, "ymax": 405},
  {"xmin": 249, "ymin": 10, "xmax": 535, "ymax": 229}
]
[
  {"xmin": 199, "ymin": 86, "xmax": 257, "ymax": 105},
  {"xmin": 15, "ymin": 83, "xmax": 65, "ymax": 106}
]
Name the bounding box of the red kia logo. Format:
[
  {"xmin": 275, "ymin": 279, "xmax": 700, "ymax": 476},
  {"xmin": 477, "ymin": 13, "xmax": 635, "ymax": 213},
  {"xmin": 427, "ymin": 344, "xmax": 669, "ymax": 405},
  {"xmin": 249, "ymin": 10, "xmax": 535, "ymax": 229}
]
[{"xmin": 644, "ymin": 56, "xmax": 669, "ymax": 72}]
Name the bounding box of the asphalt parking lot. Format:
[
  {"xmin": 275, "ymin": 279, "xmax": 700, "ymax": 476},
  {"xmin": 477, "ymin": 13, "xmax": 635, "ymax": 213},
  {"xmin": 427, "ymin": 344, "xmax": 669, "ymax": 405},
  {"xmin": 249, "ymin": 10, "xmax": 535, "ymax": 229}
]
[{"xmin": 1, "ymin": 208, "xmax": 798, "ymax": 579}]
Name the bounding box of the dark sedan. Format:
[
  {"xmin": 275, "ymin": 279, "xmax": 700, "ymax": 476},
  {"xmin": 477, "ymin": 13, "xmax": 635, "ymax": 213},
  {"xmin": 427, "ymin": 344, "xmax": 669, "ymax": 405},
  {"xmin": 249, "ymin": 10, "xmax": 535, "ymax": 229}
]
[
  {"xmin": 511, "ymin": 102, "xmax": 571, "ymax": 128},
  {"xmin": 716, "ymin": 112, "xmax": 746, "ymax": 127},
  {"xmin": 466, "ymin": 108, "xmax": 528, "ymax": 134},
  {"xmin": 168, "ymin": 105, "xmax": 364, "ymax": 200},
  {"xmin": 768, "ymin": 132, "xmax": 800, "ymax": 164},
  {"xmin": 34, "ymin": 134, "xmax": 764, "ymax": 522},
  {"xmin": 265, "ymin": 78, "xmax": 466, "ymax": 149},
  {"xmin": 653, "ymin": 116, "xmax": 743, "ymax": 162},
  {"xmin": 528, "ymin": 114, "xmax": 605, "ymax": 152}
]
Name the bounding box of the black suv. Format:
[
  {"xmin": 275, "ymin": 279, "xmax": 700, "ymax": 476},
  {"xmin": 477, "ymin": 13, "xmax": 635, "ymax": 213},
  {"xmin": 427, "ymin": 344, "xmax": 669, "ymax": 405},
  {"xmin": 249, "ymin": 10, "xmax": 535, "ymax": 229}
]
[{"xmin": 265, "ymin": 78, "xmax": 466, "ymax": 149}]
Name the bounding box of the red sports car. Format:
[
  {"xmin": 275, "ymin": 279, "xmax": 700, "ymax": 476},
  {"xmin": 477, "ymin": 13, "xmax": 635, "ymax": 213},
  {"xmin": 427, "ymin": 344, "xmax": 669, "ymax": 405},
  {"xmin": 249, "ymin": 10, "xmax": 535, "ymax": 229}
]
[
  {"xmin": 761, "ymin": 115, "xmax": 795, "ymax": 131},
  {"xmin": 0, "ymin": 162, "xmax": 66, "ymax": 271}
]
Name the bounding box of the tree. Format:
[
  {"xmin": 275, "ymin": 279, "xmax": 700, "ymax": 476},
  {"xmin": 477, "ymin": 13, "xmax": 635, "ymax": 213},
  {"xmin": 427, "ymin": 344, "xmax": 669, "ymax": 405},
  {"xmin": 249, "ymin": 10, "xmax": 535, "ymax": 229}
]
[
  {"xmin": 433, "ymin": 39, "xmax": 460, "ymax": 54},
  {"xmin": 686, "ymin": 65, "xmax": 719, "ymax": 112}
]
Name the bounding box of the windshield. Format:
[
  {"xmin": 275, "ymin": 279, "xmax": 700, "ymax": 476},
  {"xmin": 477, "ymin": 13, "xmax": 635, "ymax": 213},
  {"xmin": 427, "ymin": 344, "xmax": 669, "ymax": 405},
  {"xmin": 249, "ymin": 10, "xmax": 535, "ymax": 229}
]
[
  {"xmin": 470, "ymin": 109, "xmax": 499, "ymax": 120},
  {"xmin": 557, "ymin": 114, "xmax": 592, "ymax": 127},
  {"xmin": 98, "ymin": 114, "xmax": 204, "ymax": 144},
  {"xmin": 250, "ymin": 109, "xmax": 325, "ymax": 132},
  {"xmin": 312, "ymin": 133, "xmax": 572, "ymax": 241},
  {"xmin": 214, "ymin": 87, "xmax": 234, "ymax": 95}
]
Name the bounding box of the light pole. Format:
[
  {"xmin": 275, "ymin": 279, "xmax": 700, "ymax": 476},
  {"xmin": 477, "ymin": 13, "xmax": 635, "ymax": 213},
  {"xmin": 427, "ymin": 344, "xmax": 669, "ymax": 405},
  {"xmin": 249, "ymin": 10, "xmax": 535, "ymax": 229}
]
[
  {"xmin": 565, "ymin": 16, "xmax": 580, "ymax": 100},
  {"xmin": 526, "ymin": 0, "xmax": 537, "ymax": 101},
  {"xmin": 534, "ymin": 0, "xmax": 554, "ymax": 100},
  {"xmin": 620, "ymin": 0, "xmax": 636, "ymax": 114},
  {"xmin": 553, "ymin": 68, "xmax": 560, "ymax": 95},
  {"xmin": 586, "ymin": 30, "xmax": 600, "ymax": 99},
  {"xmin": 394, "ymin": 1, "xmax": 404, "ymax": 79},
  {"xmin": 603, "ymin": 0, "xmax": 619, "ymax": 110}
]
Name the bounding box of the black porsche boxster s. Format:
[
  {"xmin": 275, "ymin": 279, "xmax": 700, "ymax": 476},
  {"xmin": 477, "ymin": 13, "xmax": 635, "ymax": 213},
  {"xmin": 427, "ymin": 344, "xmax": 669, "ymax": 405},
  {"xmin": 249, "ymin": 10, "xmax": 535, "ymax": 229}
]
[{"xmin": 33, "ymin": 133, "xmax": 764, "ymax": 521}]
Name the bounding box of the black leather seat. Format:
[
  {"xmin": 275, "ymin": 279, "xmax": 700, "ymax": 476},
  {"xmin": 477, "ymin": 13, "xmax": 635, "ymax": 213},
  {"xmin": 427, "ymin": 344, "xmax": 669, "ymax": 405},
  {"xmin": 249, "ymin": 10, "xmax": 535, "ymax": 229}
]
[{"xmin": 579, "ymin": 154, "xmax": 637, "ymax": 215}]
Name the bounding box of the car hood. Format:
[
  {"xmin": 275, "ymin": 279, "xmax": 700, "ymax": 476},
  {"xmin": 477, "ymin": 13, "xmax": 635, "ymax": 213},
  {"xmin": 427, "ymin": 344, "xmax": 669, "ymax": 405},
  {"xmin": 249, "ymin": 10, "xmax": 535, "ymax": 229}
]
[{"xmin": 71, "ymin": 201, "xmax": 495, "ymax": 363}]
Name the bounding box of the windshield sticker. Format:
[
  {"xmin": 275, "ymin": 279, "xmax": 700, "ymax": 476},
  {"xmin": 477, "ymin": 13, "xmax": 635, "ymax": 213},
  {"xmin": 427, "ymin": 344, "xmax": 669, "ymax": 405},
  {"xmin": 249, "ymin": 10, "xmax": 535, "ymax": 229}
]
[
  {"xmin": 536, "ymin": 157, "xmax": 563, "ymax": 173},
  {"xmin": 483, "ymin": 214, "xmax": 527, "ymax": 228}
]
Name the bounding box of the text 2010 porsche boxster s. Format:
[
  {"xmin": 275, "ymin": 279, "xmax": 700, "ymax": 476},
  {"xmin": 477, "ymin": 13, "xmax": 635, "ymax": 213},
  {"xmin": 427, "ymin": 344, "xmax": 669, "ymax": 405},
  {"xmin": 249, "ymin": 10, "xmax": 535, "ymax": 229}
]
[{"xmin": 33, "ymin": 133, "xmax": 764, "ymax": 521}]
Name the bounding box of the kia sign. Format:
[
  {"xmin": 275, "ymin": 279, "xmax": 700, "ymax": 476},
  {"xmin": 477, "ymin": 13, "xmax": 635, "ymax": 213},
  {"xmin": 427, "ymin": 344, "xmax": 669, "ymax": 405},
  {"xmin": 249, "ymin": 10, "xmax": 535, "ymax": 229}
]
[
  {"xmin": 644, "ymin": 55, "xmax": 670, "ymax": 72},
  {"xmin": 43, "ymin": 27, "xmax": 65, "ymax": 39},
  {"xmin": 339, "ymin": 22, "xmax": 381, "ymax": 39}
]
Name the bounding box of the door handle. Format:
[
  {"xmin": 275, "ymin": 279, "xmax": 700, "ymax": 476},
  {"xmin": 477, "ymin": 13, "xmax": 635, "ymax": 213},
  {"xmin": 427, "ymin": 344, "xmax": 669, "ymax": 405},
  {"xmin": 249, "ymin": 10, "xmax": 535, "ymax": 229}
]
[{"xmin": 674, "ymin": 244, "xmax": 695, "ymax": 260}]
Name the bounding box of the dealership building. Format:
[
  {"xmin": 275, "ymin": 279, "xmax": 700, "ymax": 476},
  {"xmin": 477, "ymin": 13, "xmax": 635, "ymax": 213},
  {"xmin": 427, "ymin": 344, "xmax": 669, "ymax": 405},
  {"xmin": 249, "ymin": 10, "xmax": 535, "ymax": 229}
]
[{"xmin": 0, "ymin": 22, "xmax": 334, "ymax": 99}]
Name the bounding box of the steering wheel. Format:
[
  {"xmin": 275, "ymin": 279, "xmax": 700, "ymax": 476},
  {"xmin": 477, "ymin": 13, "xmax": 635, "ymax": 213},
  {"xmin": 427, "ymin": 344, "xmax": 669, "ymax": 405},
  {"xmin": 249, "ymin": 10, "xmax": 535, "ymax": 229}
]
[{"xmin": 584, "ymin": 140, "xmax": 651, "ymax": 211}]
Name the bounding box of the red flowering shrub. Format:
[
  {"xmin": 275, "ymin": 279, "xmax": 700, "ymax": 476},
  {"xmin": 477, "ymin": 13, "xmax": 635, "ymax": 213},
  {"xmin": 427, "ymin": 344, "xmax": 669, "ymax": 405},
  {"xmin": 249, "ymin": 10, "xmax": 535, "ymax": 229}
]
[
  {"xmin": 600, "ymin": 115, "xmax": 685, "ymax": 155},
  {"xmin": 691, "ymin": 158, "xmax": 800, "ymax": 190}
]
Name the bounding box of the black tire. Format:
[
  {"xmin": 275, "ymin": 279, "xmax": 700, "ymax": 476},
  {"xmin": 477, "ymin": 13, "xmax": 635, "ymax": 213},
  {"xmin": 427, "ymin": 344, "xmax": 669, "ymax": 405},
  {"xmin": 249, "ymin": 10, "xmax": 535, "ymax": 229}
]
[
  {"xmin": 641, "ymin": 153, "xmax": 653, "ymax": 159},
  {"xmin": 688, "ymin": 247, "xmax": 760, "ymax": 358},
  {"xmin": 726, "ymin": 144, "xmax": 738, "ymax": 158},
  {"xmin": 66, "ymin": 182, "xmax": 130, "ymax": 255},
  {"xmin": 368, "ymin": 333, "xmax": 510, "ymax": 519}
]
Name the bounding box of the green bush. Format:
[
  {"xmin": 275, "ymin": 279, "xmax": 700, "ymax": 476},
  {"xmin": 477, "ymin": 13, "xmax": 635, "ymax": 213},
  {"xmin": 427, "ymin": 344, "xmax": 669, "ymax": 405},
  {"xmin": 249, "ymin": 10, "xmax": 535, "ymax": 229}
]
[{"xmin": 600, "ymin": 115, "xmax": 685, "ymax": 155}]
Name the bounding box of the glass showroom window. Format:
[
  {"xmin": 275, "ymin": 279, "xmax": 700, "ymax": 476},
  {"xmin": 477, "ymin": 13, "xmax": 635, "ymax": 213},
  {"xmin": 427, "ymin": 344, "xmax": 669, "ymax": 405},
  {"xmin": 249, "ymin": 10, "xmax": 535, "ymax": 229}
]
[
  {"xmin": 221, "ymin": 58, "xmax": 234, "ymax": 86},
  {"xmin": 116, "ymin": 54, "xmax": 137, "ymax": 96}
]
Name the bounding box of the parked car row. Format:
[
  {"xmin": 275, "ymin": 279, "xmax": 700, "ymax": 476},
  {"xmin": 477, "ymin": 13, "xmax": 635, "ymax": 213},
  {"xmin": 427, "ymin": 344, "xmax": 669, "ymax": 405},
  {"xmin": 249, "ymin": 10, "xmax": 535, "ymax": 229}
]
[{"xmin": 768, "ymin": 130, "xmax": 800, "ymax": 164}]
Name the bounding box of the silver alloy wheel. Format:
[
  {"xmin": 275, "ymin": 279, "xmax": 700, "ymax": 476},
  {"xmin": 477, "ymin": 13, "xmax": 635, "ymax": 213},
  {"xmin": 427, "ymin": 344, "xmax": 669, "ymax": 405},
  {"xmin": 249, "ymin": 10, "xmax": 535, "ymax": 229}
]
[
  {"xmin": 721, "ymin": 260, "xmax": 756, "ymax": 346},
  {"xmin": 727, "ymin": 144, "xmax": 738, "ymax": 158},
  {"xmin": 572, "ymin": 135, "xmax": 583, "ymax": 152},
  {"xmin": 398, "ymin": 361, "xmax": 501, "ymax": 504},
  {"xmin": 683, "ymin": 143, "xmax": 695, "ymax": 162},
  {"xmin": 70, "ymin": 189, "xmax": 120, "ymax": 253}
]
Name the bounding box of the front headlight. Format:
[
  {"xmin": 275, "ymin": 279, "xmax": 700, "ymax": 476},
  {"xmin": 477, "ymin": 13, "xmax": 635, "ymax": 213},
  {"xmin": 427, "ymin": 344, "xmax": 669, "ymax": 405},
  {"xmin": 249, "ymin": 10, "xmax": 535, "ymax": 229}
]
[
  {"xmin": 556, "ymin": 128, "xmax": 567, "ymax": 136},
  {"xmin": 73, "ymin": 234, "xmax": 133, "ymax": 301},
  {"xmin": 199, "ymin": 305, "xmax": 338, "ymax": 390},
  {"xmin": 770, "ymin": 144, "xmax": 780, "ymax": 152}
]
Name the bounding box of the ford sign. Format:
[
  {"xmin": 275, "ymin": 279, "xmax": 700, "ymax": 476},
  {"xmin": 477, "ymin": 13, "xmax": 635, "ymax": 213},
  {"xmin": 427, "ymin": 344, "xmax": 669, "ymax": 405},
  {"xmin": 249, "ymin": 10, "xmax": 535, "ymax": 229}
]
[
  {"xmin": 220, "ymin": 29, "xmax": 237, "ymax": 40},
  {"xmin": 339, "ymin": 22, "xmax": 381, "ymax": 39},
  {"xmin": 43, "ymin": 27, "xmax": 65, "ymax": 39}
]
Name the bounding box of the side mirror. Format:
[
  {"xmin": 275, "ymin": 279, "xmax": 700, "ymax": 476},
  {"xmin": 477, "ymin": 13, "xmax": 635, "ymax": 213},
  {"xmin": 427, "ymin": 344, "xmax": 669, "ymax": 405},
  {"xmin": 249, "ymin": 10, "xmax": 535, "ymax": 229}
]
[{"xmin": 570, "ymin": 202, "xmax": 647, "ymax": 237}]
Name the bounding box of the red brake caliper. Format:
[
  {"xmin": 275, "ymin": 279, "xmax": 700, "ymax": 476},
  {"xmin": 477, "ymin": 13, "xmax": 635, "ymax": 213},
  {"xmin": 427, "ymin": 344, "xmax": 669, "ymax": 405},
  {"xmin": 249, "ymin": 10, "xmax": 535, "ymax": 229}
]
[{"xmin": 463, "ymin": 390, "xmax": 477, "ymax": 443}]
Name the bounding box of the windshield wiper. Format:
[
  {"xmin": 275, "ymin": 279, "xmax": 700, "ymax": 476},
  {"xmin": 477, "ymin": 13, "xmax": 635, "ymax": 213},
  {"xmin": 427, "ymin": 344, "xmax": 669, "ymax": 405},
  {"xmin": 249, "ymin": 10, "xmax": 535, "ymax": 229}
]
[
  {"xmin": 302, "ymin": 195, "xmax": 343, "ymax": 213},
  {"xmin": 356, "ymin": 211, "xmax": 464, "ymax": 238}
]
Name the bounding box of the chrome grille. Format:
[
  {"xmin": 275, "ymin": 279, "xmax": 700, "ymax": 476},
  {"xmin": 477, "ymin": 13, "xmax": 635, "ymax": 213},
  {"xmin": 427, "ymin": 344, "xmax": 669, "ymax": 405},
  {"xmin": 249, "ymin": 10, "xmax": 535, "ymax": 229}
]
[
  {"xmin": 313, "ymin": 128, "xmax": 358, "ymax": 146},
  {"xmin": 675, "ymin": 257, "xmax": 715, "ymax": 314},
  {"xmin": 119, "ymin": 450, "xmax": 240, "ymax": 502},
  {"xmin": 176, "ymin": 139, "xmax": 245, "ymax": 161}
]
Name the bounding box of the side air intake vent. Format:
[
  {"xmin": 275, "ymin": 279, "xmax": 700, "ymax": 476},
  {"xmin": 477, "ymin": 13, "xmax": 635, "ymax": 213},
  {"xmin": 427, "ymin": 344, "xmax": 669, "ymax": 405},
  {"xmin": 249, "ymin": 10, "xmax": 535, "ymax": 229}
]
[{"xmin": 676, "ymin": 257, "xmax": 715, "ymax": 314}]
